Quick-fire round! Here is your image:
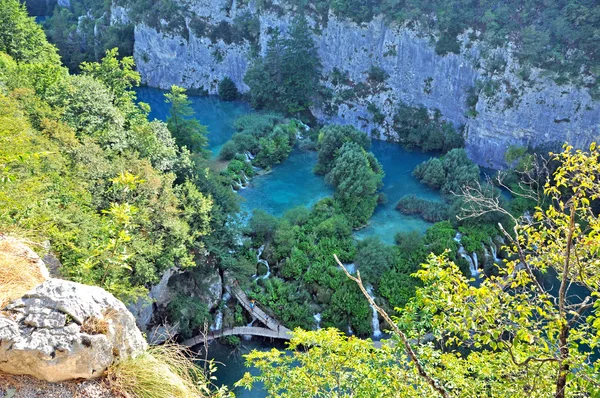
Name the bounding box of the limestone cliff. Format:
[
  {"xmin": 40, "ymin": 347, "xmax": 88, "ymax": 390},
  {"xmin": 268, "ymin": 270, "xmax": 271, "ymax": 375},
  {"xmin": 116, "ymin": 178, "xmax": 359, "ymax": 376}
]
[
  {"xmin": 129, "ymin": 0, "xmax": 600, "ymax": 168},
  {"xmin": 0, "ymin": 237, "xmax": 147, "ymax": 383}
]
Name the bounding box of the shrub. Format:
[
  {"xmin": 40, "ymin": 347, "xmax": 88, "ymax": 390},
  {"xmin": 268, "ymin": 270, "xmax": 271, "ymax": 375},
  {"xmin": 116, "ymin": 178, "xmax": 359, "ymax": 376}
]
[
  {"xmin": 396, "ymin": 194, "xmax": 449, "ymax": 223},
  {"xmin": 106, "ymin": 344, "xmax": 227, "ymax": 398},
  {"xmin": 367, "ymin": 65, "xmax": 388, "ymax": 83},
  {"xmin": 218, "ymin": 77, "xmax": 238, "ymax": 101}
]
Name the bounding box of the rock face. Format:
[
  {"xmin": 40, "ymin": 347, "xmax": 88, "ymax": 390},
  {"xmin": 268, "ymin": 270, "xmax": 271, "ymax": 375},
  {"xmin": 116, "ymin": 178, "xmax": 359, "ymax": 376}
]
[
  {"xmin": 131, "ymin": 0, "xmax": 600, "ymax": 168},
  {"xmin": 0, "ymin": 269, "xmax": 147, "ymax": 382}
]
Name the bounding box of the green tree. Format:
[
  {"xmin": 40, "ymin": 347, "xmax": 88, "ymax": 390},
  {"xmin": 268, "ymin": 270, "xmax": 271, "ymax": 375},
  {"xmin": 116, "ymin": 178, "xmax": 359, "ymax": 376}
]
[
  {"xmin": 0, "ymin": 0, "xmax": 59, "ymax": 64},
  {"xmin": 244, "ymin": 15, "xmax": 321, "ymax": 115},
  {"xmin": 165, "ymin": 85, "xmax": 209, "ymax": 155},
  {"xmin": 239, "ymin": 143, "xmax": 600, "ymax": 397},
  {"xmin": 315, "ymin": 124, "xmax": 370, "ymax": 174},
  {"xmin": 218, "ymin": 77, "xmax": 239, "ymax": 101},
  {"xmin": 326, "ymin": 142, "xmax": 383, "ymax": 227},
  {"xmin": 81, "ymin": 48, "xmax": 141, "ymax": 109}
]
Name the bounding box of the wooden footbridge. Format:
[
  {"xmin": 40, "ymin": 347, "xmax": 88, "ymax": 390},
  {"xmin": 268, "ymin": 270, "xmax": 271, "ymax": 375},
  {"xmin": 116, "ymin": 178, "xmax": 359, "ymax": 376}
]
[
  {"xmin": 182, "ymin": 281, "xmax": 390, "ymax": 349},
  {"xmin": 182, "ymin": 282, "xmax": 292, "ymax": 347}
]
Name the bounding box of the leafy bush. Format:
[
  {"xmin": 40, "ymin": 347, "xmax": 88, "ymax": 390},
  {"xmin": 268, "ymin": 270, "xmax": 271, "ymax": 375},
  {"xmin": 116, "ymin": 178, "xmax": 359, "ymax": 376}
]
[
  {"xmin": 413, "ymin": 149, "xmax": 480, "ymax": 195},
  {"xmin": 367, "ymin": 65, "xmax": 388, "ymax": 83},
  {"xmin": 392, "ymin": 102, "xmax": 463, "ymax": 152},
  {"xmin": 167, "ymin": 294, "xmax": 211, "ymax": 339},
  {"xmin": 396, "ymin": 194, "xmax": 449, "ymax": 222}
]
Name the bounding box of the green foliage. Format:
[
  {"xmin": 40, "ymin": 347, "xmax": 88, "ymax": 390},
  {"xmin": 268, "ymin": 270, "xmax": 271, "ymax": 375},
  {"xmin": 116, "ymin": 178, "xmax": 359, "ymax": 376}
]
[
  {"xmin": 248, "ymin": 210, "xmax": 279, "ymax": 245},
  {"xmin": 244, "ymin": 16, "xmax": 322, "ymax": 115},
  {"xmin": 413, "ymin": 148, "xmax": 480, "ymax": 195},
  {"xmin": 44, "ymin": 2, "xmax": 134, "ymax": 72},
  {"xmin": 237, "ymin": 329, "xmax": 416, "ymax": 396},
  {"xmin": 0, "ymin": 9, "xmax": 224, "ymax": 305},
  {"xmin": 396, "ymin": 194, "xmax": 449, "ymax": 222},
  {"xmin": 315, "ymin": 124, "xmax": 370, "ymax": 175},
  {"xmin": 167, "ymin": 293, "xmax": 211, "ymax": 339},
  {"xmin": 393, "ymin": 103, "xmax": 464, "ymax": 152},
  {"xmin": 165, "ymin": 85, "xmax": 209, "ymax": 155},
  {"xmin": 251, "ymin": 278, "xmax": 315, "ymax": 329},
  {"xmin": 81, "ymin": 48, "xmax": 140, "ymax": 108},
  {"xmin": 366, "ymin": 65, "xmax": 388, "ymax": 83},
  {"xmin": 0, "ymin": 0, "xmax": 59, "ymax": 65},
  {"xmin": 244, "ymin": 149, "xmax": 600, "ymax": 394},
  {"xmin": 325, "ymin": 142, "xmax": 383, "ymax": 227},
  {"xmin": 217, "ymin": 77, "xmax": 239, "ymax": 101},
  {"xmin": 218, "ymin": 114, "xmax": 297, "ymax": 176},
  {"xmin": 354, "ymin": 237, "xmax": 393, "ymax": 285}
]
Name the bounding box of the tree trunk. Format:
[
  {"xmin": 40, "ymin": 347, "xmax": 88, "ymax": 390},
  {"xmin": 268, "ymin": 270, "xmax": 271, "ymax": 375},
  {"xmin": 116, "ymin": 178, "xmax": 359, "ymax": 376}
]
[{"xmin": 555, "ymin": 325, "xmax": 569, "ymax": 398}]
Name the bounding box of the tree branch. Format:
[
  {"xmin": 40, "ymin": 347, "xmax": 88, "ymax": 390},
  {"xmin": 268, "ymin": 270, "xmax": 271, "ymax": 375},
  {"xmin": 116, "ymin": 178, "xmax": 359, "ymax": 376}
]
[{"xmin": 334, "ymin": 254, "xmax": 450, "ymax": 398}]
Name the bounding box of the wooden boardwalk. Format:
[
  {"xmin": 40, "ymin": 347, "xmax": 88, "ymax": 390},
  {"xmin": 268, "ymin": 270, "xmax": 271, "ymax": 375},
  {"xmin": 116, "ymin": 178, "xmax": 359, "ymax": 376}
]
[
  {"xmin": 183, "ymin": 326, "xmax": 292, "ymax": 347},
  {"xmin": 182, "ymin": 281, "xmax": 393, "ymax": 349},
  {"xmin": 183, "ymin": 283, "xmax": 291, "ymax": 347}
]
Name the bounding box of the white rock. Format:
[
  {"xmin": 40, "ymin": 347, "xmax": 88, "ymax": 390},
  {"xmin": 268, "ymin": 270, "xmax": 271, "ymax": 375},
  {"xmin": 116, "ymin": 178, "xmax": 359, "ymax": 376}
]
[{"xmin": 0, "ymin": 278, "xmax": 147, "ymax": 382}]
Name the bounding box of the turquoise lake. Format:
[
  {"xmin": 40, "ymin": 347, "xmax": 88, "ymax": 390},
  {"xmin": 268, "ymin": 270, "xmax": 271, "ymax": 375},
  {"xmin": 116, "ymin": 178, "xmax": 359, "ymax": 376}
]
[
  {"xmin": 136, "ymin": 86, "xmax": 252, "ymax": 155},
  {"xmin": 136, "ymin": 87, "xmax": 440, "ymax": 243},
  {"xmin": 136, "ymin": 87, "xmax": 441, "ymax": 395}
]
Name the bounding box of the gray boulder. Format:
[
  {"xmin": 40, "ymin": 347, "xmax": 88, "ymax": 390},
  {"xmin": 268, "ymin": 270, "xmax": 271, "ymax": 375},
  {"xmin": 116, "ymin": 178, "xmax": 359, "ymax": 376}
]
[{"xmin": 0, "ymin": 278, "xmax": 147, "ymax": 382}]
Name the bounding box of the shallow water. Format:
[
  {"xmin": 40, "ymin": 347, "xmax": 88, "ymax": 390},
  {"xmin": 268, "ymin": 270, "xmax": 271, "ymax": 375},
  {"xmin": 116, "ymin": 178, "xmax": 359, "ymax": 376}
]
[
  {"xmin": 355, "ymin": 140, "xmax": 440, "ymax": 244},
  {"xmin": 136, "ymin": 87, "xmax": 440, "ymax": 243},
  {"xmin": 238, "ymin": 148, "xmax": 333, "ymax": 217},
  {"xmin": 135, "ymin": 86, "xmax": 251, "ymax": 155}
]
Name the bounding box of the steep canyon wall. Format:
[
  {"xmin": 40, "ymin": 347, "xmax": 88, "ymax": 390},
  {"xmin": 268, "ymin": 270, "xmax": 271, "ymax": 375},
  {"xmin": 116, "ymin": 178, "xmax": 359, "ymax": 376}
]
[{"xmin": 130, "ymin": 0, "xmax": 599, "ymax": 168}]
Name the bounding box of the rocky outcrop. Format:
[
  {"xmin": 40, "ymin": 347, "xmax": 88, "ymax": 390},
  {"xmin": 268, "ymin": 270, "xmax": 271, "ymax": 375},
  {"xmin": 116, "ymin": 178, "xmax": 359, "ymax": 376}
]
[
  {"xmin": 0, "ymin": 243, "xmax": 147, "ymax": 383},
  {"xmin": 132, "ymin": 0, "xmax": 600, "ymax": 168}
]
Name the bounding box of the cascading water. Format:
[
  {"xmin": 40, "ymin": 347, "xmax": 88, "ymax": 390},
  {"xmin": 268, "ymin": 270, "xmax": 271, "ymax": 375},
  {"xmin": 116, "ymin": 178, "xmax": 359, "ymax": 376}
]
[
  {"xmin": 483, "ymin": 244, "xmax": 490, "ymax": 264},
  {"xmin": 254, "ymin": 245, "xmax": 270, "ymax": 280},
  {"xmin": 243, "ymin": 319, "xmax": 255, "ymax": 341},
  {"xmin": 313, "ymin": 313, "xmax": 322, "ymax": 329},
  {"xmin": 210, "ymin": 310, "xmax": 223, "ymax": 331},
  {"xmin": 366, "ymin": 286, "xmax": 382, "ymax": 338},
  {"xmin": 456, "ymin": 233, "xmax": 479, "ymax": 277},
  {"xmin": 490, "ymin": 240, "xmax": 499, "ymax": 262},
  {"xmin": 458, "ymin": 246, "xmax": 478, "ymax": 277},
  {"xmin": 471, "ymin": 252, "xmax": 478, "ymax": 273},
  {"xmin": 244, "ymin": 151, "xmax": 255, "ymax": 162},
  {"xmin": 344, "ymin": 263, "xmax": 356, "ymax": 274}
]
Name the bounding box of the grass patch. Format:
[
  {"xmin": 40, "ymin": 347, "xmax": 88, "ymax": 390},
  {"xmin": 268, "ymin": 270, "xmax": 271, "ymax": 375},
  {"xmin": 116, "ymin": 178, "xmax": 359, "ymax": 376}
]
[
  {"xmin": 0, "ymin": 239, "xmax": 46, "ymax": 308},
  {"xmin": 106, "ymin": 344, "xmax": 227, "ymax": 398}
]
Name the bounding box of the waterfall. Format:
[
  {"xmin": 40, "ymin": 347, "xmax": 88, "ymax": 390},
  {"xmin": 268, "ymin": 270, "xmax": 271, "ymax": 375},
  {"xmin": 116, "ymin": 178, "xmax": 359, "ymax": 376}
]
[
  {"xmin": 348, "ymin": 325, "xmax": 354, "ymax": 335},
  {"xmin": 313, "ymin": 313, "xmax": 322, "ymax": 330},
  {"xmin": 244, "ymin": 151, "xmax": 255, "ymax": 162},
  {"xmin": 454, "ymin": 232, "xmax": 462, "ymax": 242},
  {"xmin": 236, "ymin": 179, "xmax": 246, "ymax": 190},
  {"xmin": 471, "ymin": 251, "xmax": 478, "ymax": 271},
  {"xmin": 210, "ymin": 310, "xmax": 223, "ymax": 331},
  {"xmin": 483, "ymin": 244, "xmax": 490, "ymax": 264},
  {"xmin": 231, "ymin": 185, "xmax": 236, "ymax": 193},
  {"xmin": 458, "ymin": 246, "xmax": 478, "ymax": 277},
  {"xmin": 241, "ymin": 171, "xmax": 250, "ymax": 184},
  {"xmin": 243, "ymin": 319, "xmax": 255, "ymax": 341},
  {"xmin": 254, "ymin": 245, "xmax": 270, "ymax": 280},
  {"xmin": 366, "ymin": 286, "xmax": 382, "ymax": 338},
  {"xmin": 344, "ymin": 263, "xmax": 356, "ymax": 274},
  {"xmin": 490, "ymin": 241, "xmax": 499, "ymax": 262}
]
